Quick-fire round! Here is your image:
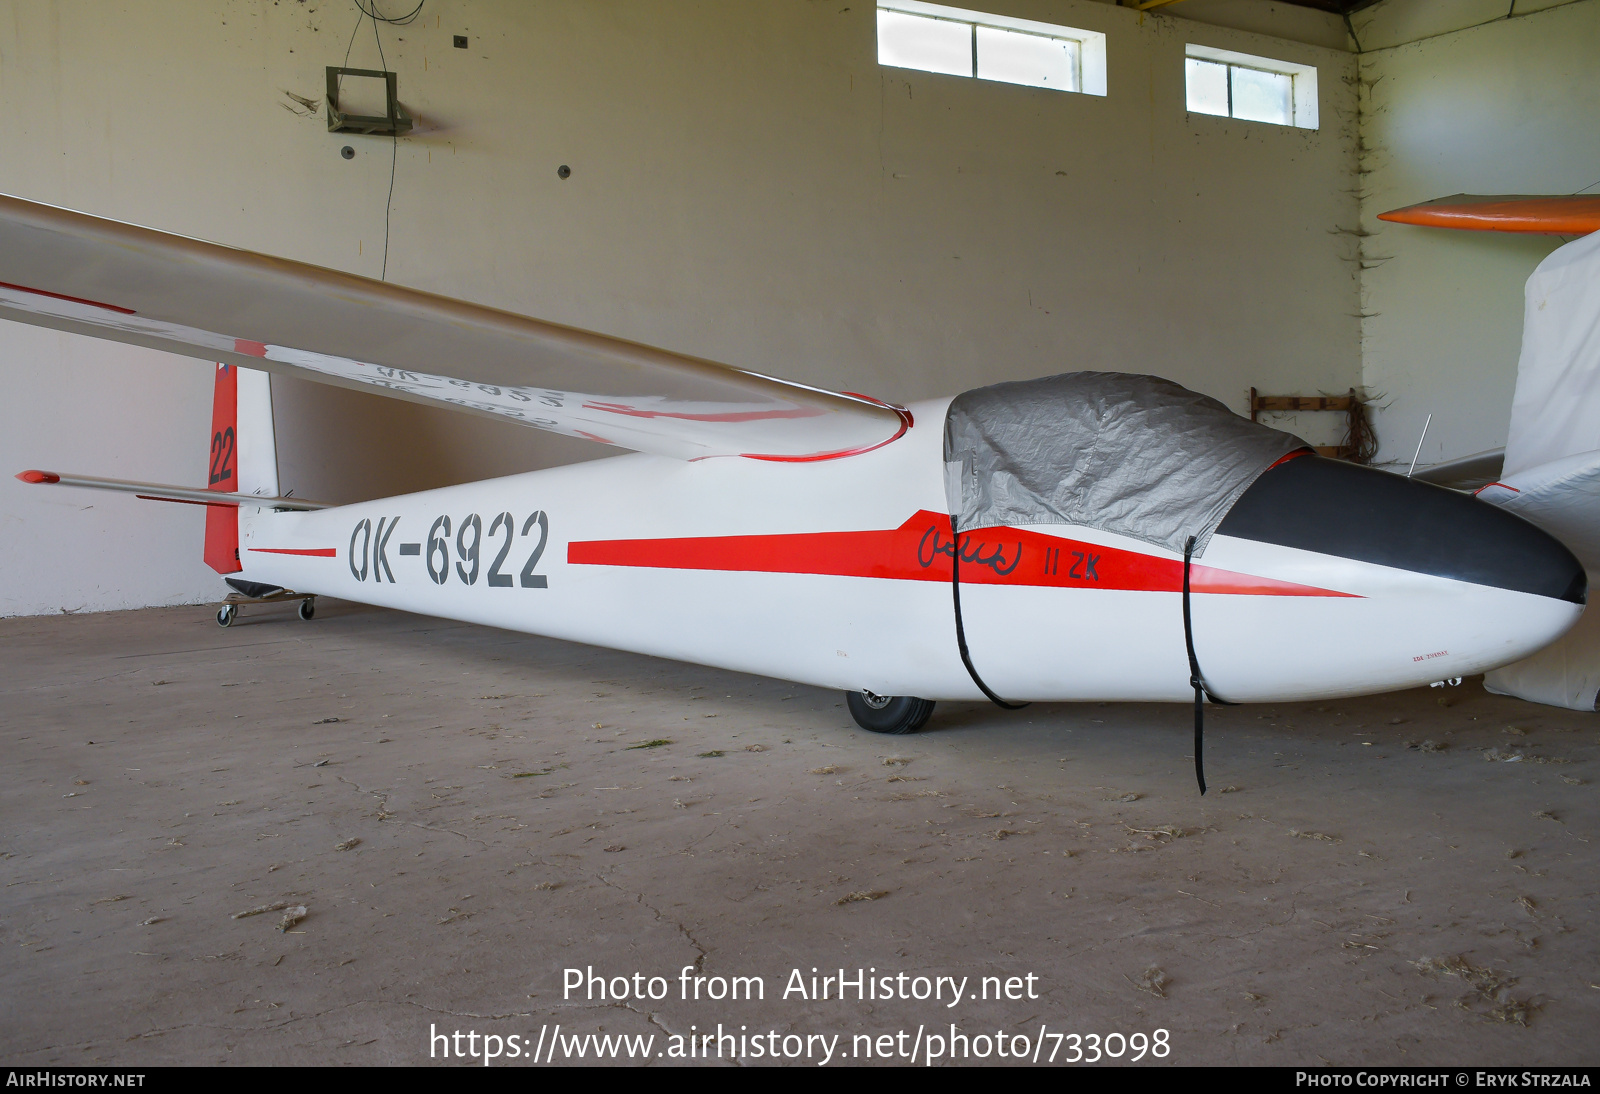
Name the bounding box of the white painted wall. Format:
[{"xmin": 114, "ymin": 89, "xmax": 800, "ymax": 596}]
[
  {"xmin": 1353, "ymin": 0, "xmax": 1600, "ymax": 467},
  {"xmin": 0, "ymin": 0, "xmax": 1358, "ymax": 616},
  {"xmin": 1166, "ymin": 0, "xmax": 1353, "ymax": 51}
]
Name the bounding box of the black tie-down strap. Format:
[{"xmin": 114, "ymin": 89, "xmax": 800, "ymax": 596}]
[
  {"xmin": 1182, "ymin": 535, "xmax": 1234, "ymax": 795},
  {"xmin": 951, "ymin": 518, "xmax": 1029, "ymax": 711}
]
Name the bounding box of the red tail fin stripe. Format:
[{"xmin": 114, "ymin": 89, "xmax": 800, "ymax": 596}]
[{"xmin": 204, "ymin": 363, "xmax": 242, "ymax": 574}]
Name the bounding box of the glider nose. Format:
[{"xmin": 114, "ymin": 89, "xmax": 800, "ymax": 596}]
[{"xmin": 1216, "ymin": 454, "xmax": 1586, "ymax": 604}]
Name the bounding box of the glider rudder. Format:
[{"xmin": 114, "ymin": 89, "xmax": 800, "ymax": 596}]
[
  {"xmin": 204, "ymin": 363, "xmax": 241, "ymax": 573},
  {"xmin": 203, "ymin": 363, "xmax": 280, "ymax": 574}
]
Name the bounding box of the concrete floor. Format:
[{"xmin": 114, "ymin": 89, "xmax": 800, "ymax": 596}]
[{"xmin": 2, "ymin": 600, "xmax": 1597, "ymax": 1066}]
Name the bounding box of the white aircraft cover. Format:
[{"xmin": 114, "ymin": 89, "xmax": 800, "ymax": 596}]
[
  {"xmin": 1503, "ymin": 229, "xmax": 1600, "ymax": 478},
  {"xmin": 943, "ymin": 372, "xmax": 1305, "ymax": 557},
  {"xmin": 0, "ymin": 193, "xmax": 905, "ymax": 463},
  {"xmin": 1482, "ymin": 229, "xmax": 1600, "ymax": 710}
]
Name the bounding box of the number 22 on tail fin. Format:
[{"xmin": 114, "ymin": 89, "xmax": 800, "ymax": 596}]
[{"xmin": 204, "ymin": 363, "xmax": 241, "ymax": 574}]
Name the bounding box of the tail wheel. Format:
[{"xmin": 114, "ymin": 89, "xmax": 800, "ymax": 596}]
[
  {"xmin": 216, "ymin": 604, "xmax": 237, "ymax": 628},
  {"xmin": 298, "ymin": 597, "xmax": 316, "ymax": 621},
  {"xmin": 846, "ymin": 691, "xmax": 935, "ymax": 735}
]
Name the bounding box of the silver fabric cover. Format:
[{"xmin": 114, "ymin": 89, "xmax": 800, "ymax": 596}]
[{"xmin": 943, "ymin": 372, "xmax": 1306, "ymax": 557}]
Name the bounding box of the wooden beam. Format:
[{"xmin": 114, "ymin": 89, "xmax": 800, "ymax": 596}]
[{"xmin": 1251, "ymin": 394, "xmax": 1356, "ymax": 414}]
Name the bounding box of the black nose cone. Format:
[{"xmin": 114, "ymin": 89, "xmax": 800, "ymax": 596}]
[{"xmin": 1215, "ymin": 454, "xmax": 1585, "ymax": 604}]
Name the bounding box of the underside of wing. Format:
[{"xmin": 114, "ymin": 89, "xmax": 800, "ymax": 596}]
[
  {"xmin": 1411, "ymin": 447, "xmax": 1505, "ymax": 492},
  {"xmin": 1377, "ymin": 194, "xmax": 1600, "ymax": 236},
  {"xmin": 0, "ymin": 193, "xmax": 907, "ymax": 461}
]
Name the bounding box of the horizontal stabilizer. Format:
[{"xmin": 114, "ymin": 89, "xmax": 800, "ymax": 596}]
[
  {"xmin": 0, "ymin": 194, "xmax": 907, "ymax": 462},
  {"xmin": 15, "ymin": 470, "xmax": 329, "ymax": 511}
]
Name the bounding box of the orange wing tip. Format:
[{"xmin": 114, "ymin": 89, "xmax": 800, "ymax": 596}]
[
  {"xmin": 1378, "ymin": 195, "xmax": 1600, "ymax": 235},
  {"xmin": 17, "ymin": 470, "xmax": 60, "ymax": 484}
]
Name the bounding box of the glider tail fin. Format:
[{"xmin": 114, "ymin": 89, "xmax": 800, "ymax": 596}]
[{"xmin": 204, "ymin": 364, "xmax": 279, "ymax": 574}]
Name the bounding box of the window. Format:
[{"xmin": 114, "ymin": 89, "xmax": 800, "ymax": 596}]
[
  {"xmin": 1184, "ymin": 45, "xmax": 1317, "ymax": 129},
  {"xmin": 876, "ymin": 2, "xmax": 1107, "ymax": 97}
]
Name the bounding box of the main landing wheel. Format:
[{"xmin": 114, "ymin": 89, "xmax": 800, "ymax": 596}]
[
  {"xmin": 216, "ymin": 604, "xmax": 237, "ymax": 628},
  {"xmin": 298, "ymin": 597, "xmax": 316, "ymax": 621},
  {"xmin": 846, "ymin": 690, "xmax": 935, "ymax": 735}
]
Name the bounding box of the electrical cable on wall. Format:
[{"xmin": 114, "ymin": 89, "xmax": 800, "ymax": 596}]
[
  {"xmin": 356, "ymin": 0, "xmax": 425, "ymax": 25},
  {"xmin": 340, "ymin": 0, "xmax": 420, "ymax": 280}
]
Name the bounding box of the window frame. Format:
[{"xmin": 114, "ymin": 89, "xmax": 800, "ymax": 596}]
[
  {"xmin": 1184, "ymin": 44, "xmax": 1318, "ymax": 130},
  {"xmin": 876, "ymin": 1, "xmax": 1108, "ymax": 98}
]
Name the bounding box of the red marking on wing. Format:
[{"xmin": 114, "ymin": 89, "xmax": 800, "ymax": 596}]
[
  {"xmin": 568, "ymin": 511, "xmax": 1358, "ymax": 597},
  {"xmin": 1265, "ymin": 448, "xmax": 1312, "ymax": 472},
  {"xmin": 733, "ymin": 402, "xmax": 914, "ymax": 464},
  {"xmin": 248, "ymin": 547, "xmax": 338, "ymax": 557},
  {"xmin": 0, "ymin": 280, "xmax": 136, "ymax": 314},
  {"xmin": 233, "ymin": 339, "xmax": 268, "ymax": 357},
  {"xmin": 583, "ymin": 401, "xmax": 825, "ymax": 423},
  {"xmin": 16, "ymin": 470, "xmax": 61, "ymax": 484},
  {"xmin": 584, "ymin": 395, "xmax": 911, "ymax": 463},
  {"xmin": 840, "ymin": 393, "xmax": 914, "ymax": 431}
]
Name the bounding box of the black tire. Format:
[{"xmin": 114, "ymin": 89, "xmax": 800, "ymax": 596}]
[
  {"xmin": 846, "ymin": 691, "xmax": 935, "ymax": 735},
  {"xmin": 298, "ymin": 598, "xmax": 316, "ymax": 621},
  {"xmin": 216, "ymin": 605, "xmax": 235, "ymax": 628}
]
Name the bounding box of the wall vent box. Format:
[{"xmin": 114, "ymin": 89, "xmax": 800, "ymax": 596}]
[{"xmin": 325, "ymin": 67, "xmax": 413, "ymax": 136}]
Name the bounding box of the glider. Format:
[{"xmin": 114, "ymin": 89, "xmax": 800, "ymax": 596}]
[{"xmin": 4, "ymin": 194, "xmax": 1589, "ymax": 790}]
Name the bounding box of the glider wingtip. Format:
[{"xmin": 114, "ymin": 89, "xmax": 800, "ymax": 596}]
[
  {"xmin": 1377, "ymin": 196, "xmax": 1600, "ymax": 235},
  {"xmin": 16, "ymin": 469, "xmax": 60, "ymax": 484}
]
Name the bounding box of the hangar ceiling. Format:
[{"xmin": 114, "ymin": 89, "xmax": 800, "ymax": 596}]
[
  {"xmin": 1138, "ymin": 0, "xmax": 1384, "ymax": 14},
  {"xmin": 1273, "ymin": 0, "xmax": 1384, "ymax": 12}
]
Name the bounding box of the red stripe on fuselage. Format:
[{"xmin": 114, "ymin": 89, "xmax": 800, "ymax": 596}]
[
  {"xmin": 568, "ymin": 511, "xmax": 1357, "ymax": 597},
  {"xmin": 249, "ymin": 547, "xmax": 337, "ymax": 557}
]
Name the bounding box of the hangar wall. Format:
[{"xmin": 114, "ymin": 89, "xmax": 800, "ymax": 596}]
[
  {"xmin": 1353, "ymin": 0, "xmax": 1600, "ymax": 466},
  {"xmin": 0, "ymin": 0, "xmax": 1358, "ymax": 616}
]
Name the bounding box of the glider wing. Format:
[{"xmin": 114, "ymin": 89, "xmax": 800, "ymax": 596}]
[
  {"xmin": 0, "ymin": 193, "xmax": 907, "ymax": 462},
  {"xmin": 1377, "ymin": 194, "xmax": 1600, "ymax": 235},
  {"xmin": 1411, "ymin": 448, "xmax": 1504, "ymax": 492}
]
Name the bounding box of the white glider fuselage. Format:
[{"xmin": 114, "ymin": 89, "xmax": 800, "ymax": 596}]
[{"xmin": 237, "ymin": 397, "xmax": 1581, "ymax": 705}]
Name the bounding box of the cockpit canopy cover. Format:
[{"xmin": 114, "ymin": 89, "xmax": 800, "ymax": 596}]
[{"xmin": 943, "ymin": 372, "xmax": 1306, "ymax": 557}]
